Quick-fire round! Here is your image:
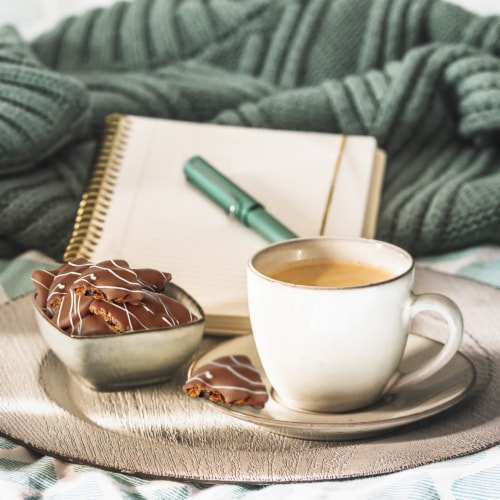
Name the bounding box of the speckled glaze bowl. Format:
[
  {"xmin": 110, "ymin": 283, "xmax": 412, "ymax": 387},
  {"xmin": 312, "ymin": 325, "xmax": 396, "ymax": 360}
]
[{"xmin": 33, "ymin": 283, "xmax": 205, "ymax": 391}]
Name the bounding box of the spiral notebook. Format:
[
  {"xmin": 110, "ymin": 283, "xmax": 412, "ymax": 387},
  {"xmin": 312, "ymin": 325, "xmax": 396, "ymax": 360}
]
[{"xmin": 65, "ymin": 114, "xmax": 386, "ymax": 335}]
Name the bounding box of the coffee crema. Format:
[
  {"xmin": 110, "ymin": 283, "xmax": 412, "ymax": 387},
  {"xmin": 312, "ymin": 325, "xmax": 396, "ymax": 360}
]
[{"xmin": 267, "ymin": 259, "xmax": 393, "ymax": 287}]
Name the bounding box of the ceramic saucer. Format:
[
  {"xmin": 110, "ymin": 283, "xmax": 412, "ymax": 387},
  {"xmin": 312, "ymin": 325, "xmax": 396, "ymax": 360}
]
[{"xmin": 188, "ymin": 333, "xmax": 476, "ymax": 440}]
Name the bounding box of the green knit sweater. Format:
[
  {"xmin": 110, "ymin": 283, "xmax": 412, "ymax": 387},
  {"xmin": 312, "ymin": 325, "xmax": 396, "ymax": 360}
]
[{"xmin": 0, "ymin": 0, "xmax": 499, "ymax": 260}]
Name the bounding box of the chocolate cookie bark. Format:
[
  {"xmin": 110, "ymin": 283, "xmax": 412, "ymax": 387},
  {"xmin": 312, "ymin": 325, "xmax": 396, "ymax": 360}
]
[
  {"xmin": 183, "ymin": 355, "xmax": 268, "ymax": 409},
  {"xmin": 32, "ymin": 258, "xmax": 196, "ymax": 336}
]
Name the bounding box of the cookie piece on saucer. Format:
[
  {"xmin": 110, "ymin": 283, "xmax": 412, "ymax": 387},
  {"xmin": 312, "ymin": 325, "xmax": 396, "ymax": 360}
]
[{"xmin": 183, "ymin": 354, "xmax": 269, "ymax": 409}]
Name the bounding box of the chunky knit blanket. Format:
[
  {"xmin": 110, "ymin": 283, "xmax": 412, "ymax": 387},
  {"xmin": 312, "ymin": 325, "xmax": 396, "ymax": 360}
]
[{"xmin": 1, "ymin": 0, "xmax": 499, "ymax": 260}]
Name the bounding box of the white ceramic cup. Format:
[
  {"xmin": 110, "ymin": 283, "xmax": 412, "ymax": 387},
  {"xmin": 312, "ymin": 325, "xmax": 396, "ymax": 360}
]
[{"xmin": 247, "ymin": 237, "xmax": 463, "ymax": 413}]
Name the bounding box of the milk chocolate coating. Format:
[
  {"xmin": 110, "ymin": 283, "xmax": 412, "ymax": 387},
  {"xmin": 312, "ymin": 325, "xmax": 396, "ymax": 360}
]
[
  {"xmin": 89, "ymin": 290, "xmax": 197, "ymax": 333},
  {"xmin": 53, "ymin": 292, "xmax": 94, "ymax": 332},
  {"xmin": 73, "ymin": 259, "xmax": 146, "ymax": 304},
  {"xmin": 68, "ymin": 310, "xmax": 111, "ymax": 337},
  {"xmin": 134, "ymin": 268, "xmax": 172, "ymax": 292},
  {"xmin": 46, "ymin": 258, "xmax": 91, "ymax": 308},
  {"xmin": 73, "ymin": 260, "xmax": 172, "ymax": 304},
  {"xmin": 32, "ymin": 258, "xmax": 196, "ymax": 336},
  {"xmin": 183, "ymin": 355, "xmax": 269, "ymax": 409}
]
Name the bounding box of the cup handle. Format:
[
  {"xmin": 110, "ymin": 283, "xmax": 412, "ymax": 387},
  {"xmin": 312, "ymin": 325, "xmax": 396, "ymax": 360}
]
[{"xmin": 385, "ymin": 293, "xmax": 463, "ymax": 394}]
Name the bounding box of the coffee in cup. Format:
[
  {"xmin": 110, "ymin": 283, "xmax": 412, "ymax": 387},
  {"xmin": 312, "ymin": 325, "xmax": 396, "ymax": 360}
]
[
  {"xmin": 267, "ymin": 258, "xmax": 393, "ymax": 287},
  {"xmin": 247, "ymin": 237, "xmax": 463, "ymax": 413}
]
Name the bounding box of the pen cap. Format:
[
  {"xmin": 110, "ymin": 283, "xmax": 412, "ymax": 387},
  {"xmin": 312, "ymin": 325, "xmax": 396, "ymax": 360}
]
[{"xmin": 183, "ymin": 156, "xmax": 261, "ymax": 221}]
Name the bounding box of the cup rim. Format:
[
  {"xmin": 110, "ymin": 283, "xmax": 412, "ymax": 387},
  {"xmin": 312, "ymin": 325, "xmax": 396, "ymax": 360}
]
[{"xmin": 248, "ymin": 236, "xmax": 414, "ymax": 290}]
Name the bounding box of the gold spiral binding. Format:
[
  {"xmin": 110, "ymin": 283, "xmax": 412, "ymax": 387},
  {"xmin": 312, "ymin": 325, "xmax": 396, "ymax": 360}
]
[{"xmin": 63, "ymin": 114, "xmax": 132, "ymax": 262}]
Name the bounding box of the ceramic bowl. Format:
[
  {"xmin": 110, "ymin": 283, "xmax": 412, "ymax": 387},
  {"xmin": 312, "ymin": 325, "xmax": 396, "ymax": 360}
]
[{"xmin": 33, "ymin": 282, "xmax": 205, "ymax": 391}]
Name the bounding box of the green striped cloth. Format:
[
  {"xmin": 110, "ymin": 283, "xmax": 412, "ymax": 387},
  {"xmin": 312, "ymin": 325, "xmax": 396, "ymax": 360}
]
[{"xmin": 1, "ymin": 0, "xmax": 500, "ymax": 261}]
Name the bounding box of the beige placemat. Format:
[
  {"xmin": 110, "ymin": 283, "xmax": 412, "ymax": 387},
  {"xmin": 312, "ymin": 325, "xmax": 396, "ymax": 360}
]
[{"xmin": 0, "ymin": 268, "xmax": 498, "ymax": 484}]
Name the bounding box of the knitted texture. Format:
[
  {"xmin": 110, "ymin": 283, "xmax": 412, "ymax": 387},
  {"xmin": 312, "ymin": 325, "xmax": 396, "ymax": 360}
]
[{"xmin": 1, "ymin": 0, "xmax": 500, "ymax": 259}]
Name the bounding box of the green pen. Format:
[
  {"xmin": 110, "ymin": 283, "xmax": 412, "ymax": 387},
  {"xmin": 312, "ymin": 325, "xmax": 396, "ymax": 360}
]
[{"xmin": 183, "ymin": 156, "xmax": 297, "ymax": 243}]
